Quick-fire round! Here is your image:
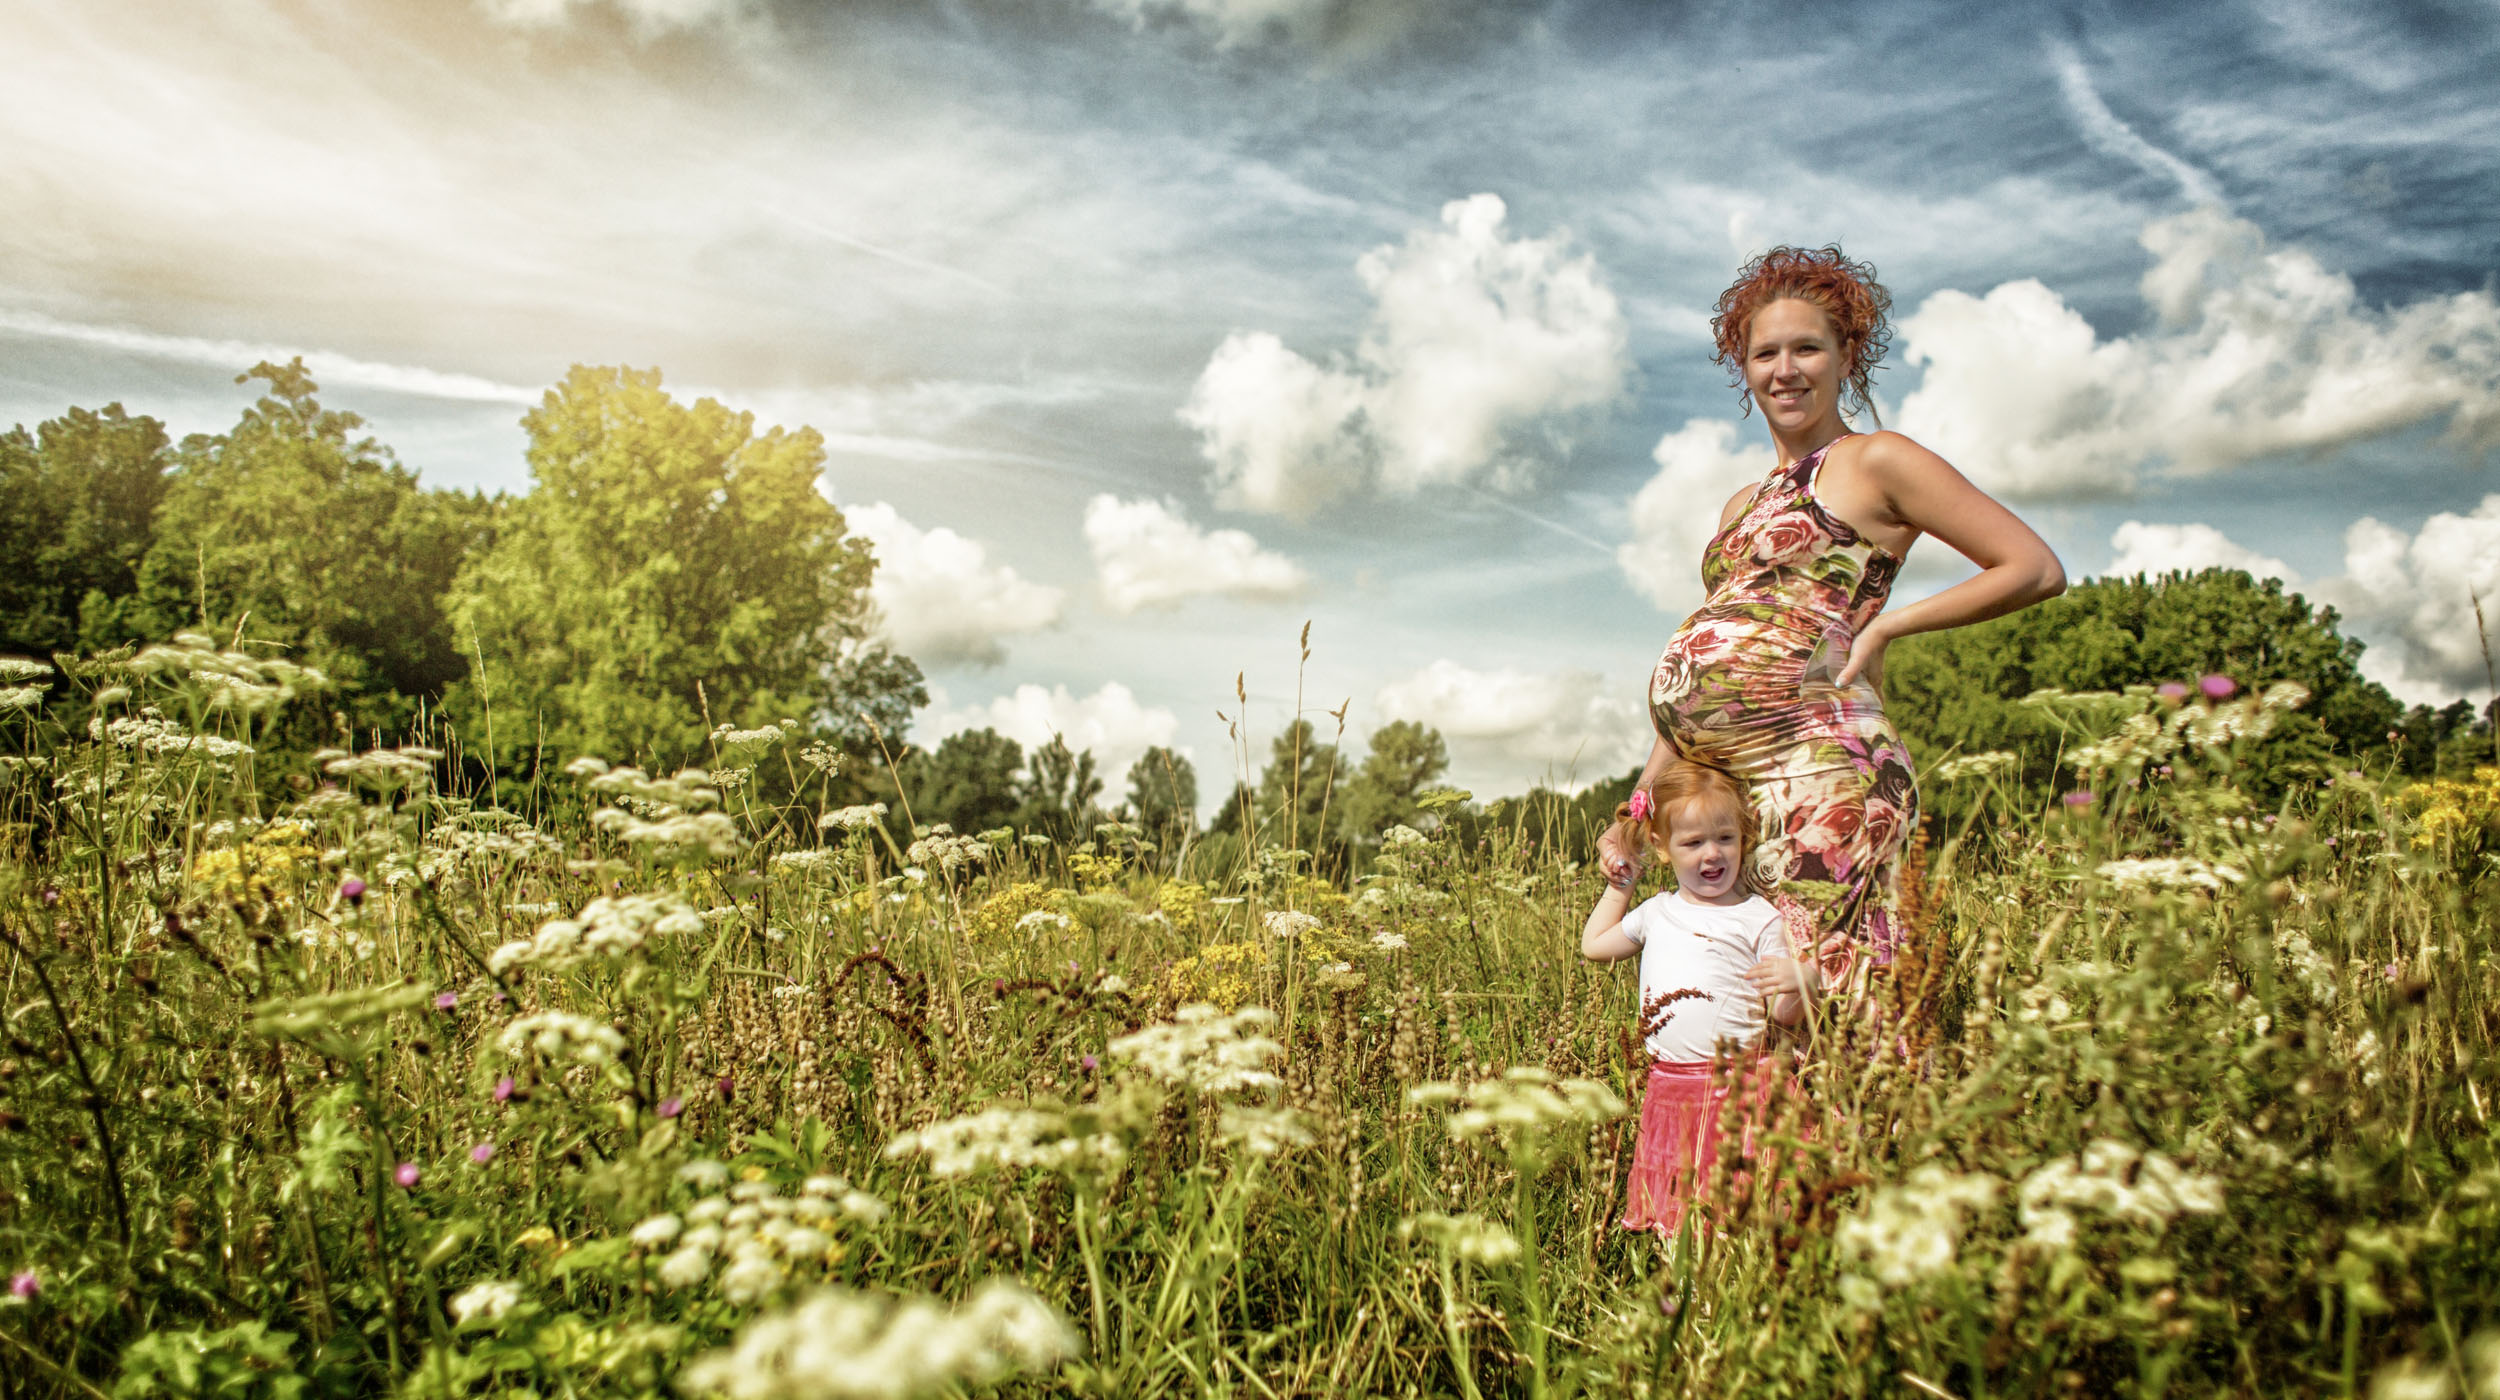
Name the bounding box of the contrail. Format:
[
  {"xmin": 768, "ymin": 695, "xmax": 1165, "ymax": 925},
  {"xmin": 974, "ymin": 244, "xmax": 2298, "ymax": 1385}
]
[
  {"xmin": 2048, "ymin": 40, "xmax": 2227, "ymax": 209},
  {"xmin": 0, "ymin": 309, "xmax": 540, "ymax": 405},
  {"xmin": 1456, "ymin": 482, "xmax": 1615, "ymax": 557},
  {"xmin": 760, "ymin": 205, "xmax": 1014, "ymax": 299}
]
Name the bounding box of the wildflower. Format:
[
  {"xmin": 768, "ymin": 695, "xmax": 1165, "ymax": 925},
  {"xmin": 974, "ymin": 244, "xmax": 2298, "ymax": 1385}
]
[
  {"xmin": 2385, "ymin": 961, "xmax": 2403, "ymax": 982},
  {"xmin": 820, "ymin": 804, "xmax": 887, "ymax": 832},
  {"xmin": 1015, "ymin": 910, "xmax": 1072, "ymax": 933},
  {"xmin": 1399, "ymin": 1213, "xmax": 1521, "ymax": 1268},
  {"xmin": 394, "ymin": 1162, "xmax": 421, "ymax": 1189},
  {"xmin": 884, "ymin": 1105, "xmax": 1128, "ymax": 1181},
  {"xmin": 680, "ymin": 1160, "xmax": 732, "ymax": 1188},
  {"xmin": 2155, "ymin": 682, "xmax": 2187, "ymax": 700},
  {"xmin": 446, "ymin": 1279, "xmax": 523, "ymax": 1327},
  {"xmin": 470, "ymin": 1142, "xmax": 496, "ymax": 1165},
  {"xmin": 1931, "ymin": 750, "xmax": 2019, "ymax": 782},
  {"xmin": 2016, "ymin": 1140, "xmax": 2222, "ymax": 1250},
  {"xmin": 720, "ymin": 1251, "xmax": 787, "ymax": 1303},
  {"xmin": 1407, "ymin": 1066, "xmax": 1626, "ymax": 1169},
  {"xmin": 9, "ymin": 1270, "xmax": 35, "ymax": 1299},
  {"xmin": 720, "ymin": 1075, "xmax": 737, "ymax": 1102},
  {"xmin": 1836, "ymin": 1165, "xmax": 2001, "ymax": 1286},
  {"xmin": 1262, "ymin": 910, "xmax": 1322, "ymax": 941},
  {"xmin": 340, "ymin": 876, "xmax": 367, "ymax": 902},
  {"xmin": 1369, "ymin": 929, "xmax": 1409, "ymax": 951},
  {"xmin": 2200, "ymin": 673, "xmax": 2238, "ymax": 699},
  {"xmin": 513, "ymin": 1226, "xmax": 558, "ymax": 1250},
  {"xmin": 1218, "ymin": 1105, "xmax": 1315, "ymax": 1157},
  {"xmin": 1080, "ymin": 1055, "xmax": 1098, "ymax": 1072},
  {"xmin": 2097, "ymin": 857, "xmax": 2245, "ymax": 893},
  {"xmin": 494, "ymin": 1011, "xmax": 626, "ymax": 1066},
  {"xmin": 658, "ymin": 1096, "xmax": 685, "ymax": 1119},
  {"xmin": 488, "ymin": 893, "xmax": 704, "ymax": 973},
  {"xmin": 676, "ymin": 1280, "xmax": 1078, "ymax": 1400},
  {"xmin": 493, "ymin": 1076, "xmax": 516, "ymax": 1103},
  {"xmin": 658, "ymin": 1245, "xmax": 714, "ymax": 1288},
  {"xmin": 1110, "ymin": 1005, "xmax": 1284, "ymax": 1096},
  {"xmin": 434, "ymin": 992, "xmax": 458, "ymax": 1011},
  {"xmin": 2060, "ymin": 790, "xmax": 2096, "ymax": 808}
]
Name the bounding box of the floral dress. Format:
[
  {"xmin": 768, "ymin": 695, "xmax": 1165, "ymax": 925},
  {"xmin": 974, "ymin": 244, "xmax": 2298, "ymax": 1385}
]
[{"xmin": 1649, "ymin": 434, "xmax": 1917, "ymax": 993}]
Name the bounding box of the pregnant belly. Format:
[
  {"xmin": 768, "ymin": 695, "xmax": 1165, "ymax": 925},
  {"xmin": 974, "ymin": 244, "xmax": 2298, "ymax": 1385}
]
[{"xmin": 1651, "ymin": 610, "xmax": 1884, "ymax": 774}]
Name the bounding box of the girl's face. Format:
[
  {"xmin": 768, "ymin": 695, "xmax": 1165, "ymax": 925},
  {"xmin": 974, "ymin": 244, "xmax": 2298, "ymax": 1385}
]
[
  {"xmin": 1663, "ymin": 797, "xmax": 1747, "ymax": 905},
  {"xmin": 1743, "ymin": 297, "xmax": 1847, "ymax": 436}
]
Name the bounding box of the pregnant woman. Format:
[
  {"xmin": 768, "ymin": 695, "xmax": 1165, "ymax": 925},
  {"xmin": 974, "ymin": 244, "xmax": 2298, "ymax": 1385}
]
[{"xmin": 1600, "ymin": 246, "xmax": 2067, "ymax": 1002}]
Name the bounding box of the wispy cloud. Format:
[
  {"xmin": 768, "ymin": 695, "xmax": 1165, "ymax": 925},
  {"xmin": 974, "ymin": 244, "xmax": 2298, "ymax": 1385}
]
[
  {"xmin": 2047, "ymin": 39, "xmax": 2226, "ymax": 208},
  {"xmin": 0, "ymin": 309, "xmax": 539, "ymax": 405}
]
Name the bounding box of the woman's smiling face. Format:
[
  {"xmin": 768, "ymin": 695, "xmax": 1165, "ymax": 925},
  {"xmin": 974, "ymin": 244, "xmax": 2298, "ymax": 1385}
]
[{"xmin": 1743, "ymin": 296, "xmax": 1847, "ymax": 436}]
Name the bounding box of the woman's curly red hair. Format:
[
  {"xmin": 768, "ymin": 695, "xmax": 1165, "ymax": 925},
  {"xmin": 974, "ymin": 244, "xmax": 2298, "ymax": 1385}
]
[{"xmin": 1710, "ymin": 245, "xmax": 1894, "ymax": 425}]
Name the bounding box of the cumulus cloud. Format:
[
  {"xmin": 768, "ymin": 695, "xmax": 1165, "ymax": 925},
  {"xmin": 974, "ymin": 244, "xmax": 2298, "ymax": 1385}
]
[
  {"xmin": 2317, "ymin": 495, "xmax": 2500, "ymax": 705},
  {"xmin": 1082, "ymin": 495, "xmax": 1308, "ymax": 613},
  {"xmin": 926, "ymin": 681, "xmax": 1182, "ymax": 785},
  {"xmin": 1615, "ymin": 418, "xmax": 1776, "ymax": 614},
  {"xmin": 2102, "ymin": 521, "xmax": 2299, "ymax": 586},
  {"xmin": 1896, "ymin": 208, "xmax": 2500, "ymax": 500},
  {"xmin": 844, "ymin": 503, "xmax": 1065, "ymax": 667},
  {"xmin": 1374, "ymin": 659, "xmax": 1648, "ymax": 789},
  {"xmin": 1182, "ymin": 193, "xmax": 1628, "ymax": 516}
]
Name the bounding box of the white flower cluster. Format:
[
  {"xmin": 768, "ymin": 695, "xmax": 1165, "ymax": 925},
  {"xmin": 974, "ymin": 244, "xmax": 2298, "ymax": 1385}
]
[
  {"xmin": 88, "ymin": 709, "xmax": 254, "ymax": 760},
  {"xmin": 772, "ymin": 850, "xmax": 838, "ymax": 872},
  {"xmin": 821, "ymin": 804, "xmax": 887, "ymax": 832},
  {"xmin": 1836, "ymin": 1164, "xmax": 2003, "ymax": 1290},
  {"xmin": 1407, "ymin": 1067, "xmax": 1627, "ymax": 1152},
  {"xmin": 1398, "ymin": 1212, "xmax": 1522, "ymax": 1268},
  {"xmin": 0, "ymin": 657, "xmax": 53, "ymax": 682},
  {"xmin": 1931, "ymin": 750, "xmax": 2020, "ymax": 782},
  {"xmin": 884, "ymin": 1106, "xmax": 1128, "ymax": 1181},
  {"xmin": 592, "ymin": 805, "xmax": 745, "ymax": 859},
  {"xmin": 494, "ymin": 1011, "xmax": 626, "ymax": 1066},
  {"xmin": 1217, "ymin": 1105, "xmax": 1315, "ymax": 1157},
  {"xmin": 2061, "ymin": 681, "xmax": 2310, "ymax": 777},
  {"xmin": 2279, "ymin": 929, "xmax": 2341, "ymax": 1004},
  {"xmin": 317, "ymin": 745, "xmax": 442, "ymax": 787},
  {"xmin": 0, "ymin": 683, "xmax": 46, "ymax": 712},
  {"xmin": 1261, "ymin": 910, "xmax": 1322, "ymax": 941},
  {"xmin": 677, "ymin": 1279, "xmax": 1077, "ymax": 1400},
  {"xmin": 2015, "ymin": 1140, "xmax": 2223, "ymax": 1251},
  {"xmin": 1014, "ymin": 909, "xmax": 1071, "ymax": 933},
  {"xmin": 1380, "ymin": 824, "xmax": 1428, "ymax": 850},
  {"xmin": 488, "ymin": 893, "xmax": 705, "ymax": 973},
  {"xmin": 643, "ymin": 1172, "xmax": 891, "ymax": 1303},
  {"xmin": 2097, "ymin": 857, "xmax": 2247, "ymax": 893},
  {"xmin": 713, "ymin": 720, "xmax": 797, "ymax": 747},
  {"xmin": 905, "ymin": 829, "xmax": 989, "ymax": 876},
  {"xmin": 447, "ymin": 1279, "xmax": 524, "ymax": 1326},
  {"xmin": 127, "ymin": 633, "xmax": 326, "ymax": 712},
  {"xmin": 1110, "ymin": 1005, "xmax": 1283, "ymax": 1096},
  {"xmin": 1369, "ymin": 929, "xmax": 1409, "ymax": 951}
]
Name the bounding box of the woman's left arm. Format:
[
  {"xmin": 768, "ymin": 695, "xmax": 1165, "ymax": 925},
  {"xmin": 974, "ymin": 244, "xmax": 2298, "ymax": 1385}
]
[{"xmin": 1836, "ymin": 433, "xmax": 2067, "ymax": 687}]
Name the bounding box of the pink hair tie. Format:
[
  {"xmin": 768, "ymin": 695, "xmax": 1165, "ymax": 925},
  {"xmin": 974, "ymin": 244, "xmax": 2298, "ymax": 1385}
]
[{"xmin": 1627, "ymin": 789, "xmax": 1652, "ymax": 823}]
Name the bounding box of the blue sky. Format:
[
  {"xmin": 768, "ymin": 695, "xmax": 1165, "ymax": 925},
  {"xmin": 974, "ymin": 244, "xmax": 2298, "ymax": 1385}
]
[{"xmin": 4, "ymin": 0, "xmax": 2496, "ymax": 800}]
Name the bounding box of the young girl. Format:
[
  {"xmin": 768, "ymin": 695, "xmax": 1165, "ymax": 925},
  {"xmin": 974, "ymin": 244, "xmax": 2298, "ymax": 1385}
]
[{"xmin": 1583, "ymin": 760, "xmax": 1816, "ymax": 1235}]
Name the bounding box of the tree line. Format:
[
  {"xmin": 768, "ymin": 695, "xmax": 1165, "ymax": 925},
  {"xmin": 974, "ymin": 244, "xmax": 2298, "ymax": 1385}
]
[{"xmin": 4, "ymin": 361, "xmax": 2488, "ymax": 865}]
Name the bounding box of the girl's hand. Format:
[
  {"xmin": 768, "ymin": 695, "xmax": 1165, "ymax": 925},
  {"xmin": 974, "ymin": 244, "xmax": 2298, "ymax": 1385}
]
[
  {"xmin": 1742, "ymin": 956, "xmax": 1815, "ymax": 1001},
  {"xmin": 1596, "ymin": 828, "xmax": 1643, "ymax": 887}
]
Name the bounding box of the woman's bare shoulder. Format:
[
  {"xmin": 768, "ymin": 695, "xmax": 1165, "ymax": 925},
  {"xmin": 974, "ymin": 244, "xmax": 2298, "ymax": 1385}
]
[{"xmin": 1718, "ymin": 482, "xmax": 1760, "ymax": 529}]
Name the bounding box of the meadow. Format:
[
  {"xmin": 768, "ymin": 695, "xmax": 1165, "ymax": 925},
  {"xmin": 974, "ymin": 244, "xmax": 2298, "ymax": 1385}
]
[{"xmin": 2, "ymin": 633, "xmax": 2498, "ymax": 1399}]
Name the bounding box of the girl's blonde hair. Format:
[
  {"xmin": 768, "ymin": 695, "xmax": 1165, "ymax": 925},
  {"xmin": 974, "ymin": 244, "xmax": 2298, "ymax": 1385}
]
[{"xmin": 1609, "ymin": 760, "xmax": 1755, "ymax": 881}]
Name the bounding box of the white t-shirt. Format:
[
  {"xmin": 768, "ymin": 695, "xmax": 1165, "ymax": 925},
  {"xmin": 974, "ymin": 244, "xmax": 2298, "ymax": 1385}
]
[{"xmin": 1618, "ymin": 891, "xmax": 1788, "ymax": 1063}]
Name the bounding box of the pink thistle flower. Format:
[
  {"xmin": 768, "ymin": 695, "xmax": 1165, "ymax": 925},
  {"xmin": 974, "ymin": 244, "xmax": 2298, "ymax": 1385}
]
[
  {"xmin": 1081, "ymin": 1054, "xmax": 1099, "ymax": 1072},
  {"xmin": 657, "ymin": 1097, "xmax": 683, "ymax": 1119},
  {"xmin": 394, "ymin": 1162, "xmax": 420, "ymax": 1188},
  {"xmin": 717, "ymin": 1075, "xmax": 735, "ymax": 1102},
  {"xmin": 2384, "ymin": 962, "xmax": 2402, "ymax": 982},
  {"xmin": 340, "ymin": 877, "xmax": 367, "ymax": 902},
  {"xmin": 2199, "ymin": 674, "xmax": 2237, "ymax": 700},
  {"xmin": 9, "ymin": 1270, "xmax": 35, "ymax": 1299},
  {"xmin": 2154, "ymin": 682, "xmax": 2187, "ymax": 701},
  {"xmin": 471, "ymin": 1141, "xmax": 496, "ymax": 1164},
  {"xmin": 2061, "ymin": 790, "xmax": 2096, "ymax": 808},
  {"xmin": 434, "ymin": 992, "xmax": 458, "ymax": 1011},
  {"xmin": 493, "ymin": 1077, "xmax": 516, "ymax": 1104}
]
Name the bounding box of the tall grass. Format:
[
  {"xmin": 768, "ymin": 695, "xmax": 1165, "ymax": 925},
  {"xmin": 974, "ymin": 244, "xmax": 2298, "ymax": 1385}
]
[{"xmin": 1, "ymin": 639, "xmax": 2497, "ymax": 1398}]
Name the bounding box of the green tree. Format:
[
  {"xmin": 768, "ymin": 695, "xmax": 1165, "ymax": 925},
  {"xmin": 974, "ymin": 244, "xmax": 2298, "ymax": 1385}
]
[
  {"xmin": 1334, "ymin": 719, "xmax": 1449, "ymax": 843},
  {"xmin": 1017, "ymin": 734, "xmax": 1103, "ymax": 842},
  {"xmin": 446, "ymin": 366, "xmax": 907, "ymax": 775},
  {"xmin": 1125, "ymin": 745, "xmax": 1198, "ymax": 846},
  {"xmin": 1255, "ymin": 718, "xmax": 1340, "ymax": 855},
  {"xmin": 1887, "ymin": 568, "xmax": 2403, "ymax": 828},
  {"xmin": 0, "ymin": 404, "xmax": 170, "ymax": 658},
  {"xmin": 910, "ymin": 728, "xmax": 1025, "ymax": 835},
  {"xmin": 128, "ymin": 362, "xmax": 489, "ymax": 737}
]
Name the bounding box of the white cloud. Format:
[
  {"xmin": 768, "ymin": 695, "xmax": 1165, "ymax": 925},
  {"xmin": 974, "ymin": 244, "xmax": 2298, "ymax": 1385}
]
[
  {"xmin": 1086, "ymin": 0, "xmax": 1331, "ymax": 49},
  {"xmin": 1374, "ymin": 659, "xmax": 1649, "ymax": 791},
  {"xmin": 844, "ymin": 503, "xmax": 1065, "ymax": 668},
  {"xmin": 0, "ymin": 309, "xmax": 536, "ymax": 405},
  {"xmin": 1896, "ymin": 208, "xmax": 2500, "ymax": 500},
  {"xmin": 1083, "ymin": 495, "xmax": 1307, "ymax": 613},
  {"xmin": 1616, "ymin": 418, "xmax": 1775, "ymax": 614},
  {"xmin": 926, "ymin": 681, "xmax": 1182, "ymax": 786},
  {"xmin": 1181, "ymin": 193, "xmax": 1629, "ymax": 516},
  {"xmin": 2317, "ymin": 495, "xmax": 2500, "ymax": 705},
  {"xmin": 2102, "ymin": 521, "xmax": 2299, "ymax": 586},
  {"xmin": 475, "ymin": 0, "xmax": 751, "ymax": 33},
  {"xmin": 2047, "ymin": 41, "xmax": 2226, "ymax": 208}
]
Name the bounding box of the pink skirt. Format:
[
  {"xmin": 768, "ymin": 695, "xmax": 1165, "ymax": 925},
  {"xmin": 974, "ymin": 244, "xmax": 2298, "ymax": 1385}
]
[{"xmin": 1621, "ymin": 1056, "xmax": 1791, "ymax": 1236}]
